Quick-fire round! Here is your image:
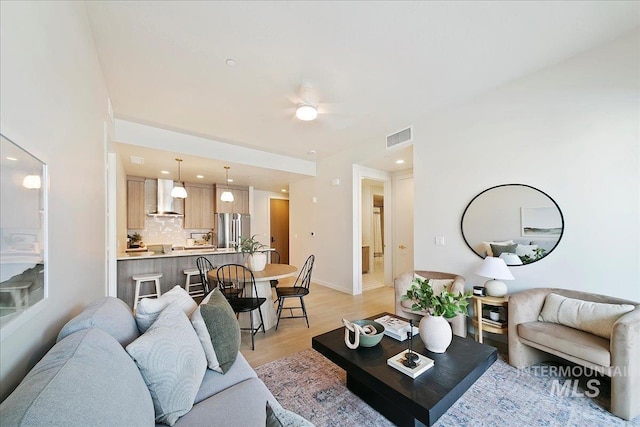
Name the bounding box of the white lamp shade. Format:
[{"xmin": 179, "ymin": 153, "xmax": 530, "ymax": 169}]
[
  {"xmin": 295, "ymin": 104, "xmax": 318, "ymax": 121},
  {"xmin": 220, "ymin": 190, "xmax": 234, "ymax": 202},
  {"xmin": 475, "ymin": 256, "xmax": 514, "ymax": 281},
  {"xmin": 499, "ymin": 252, "xmax": 523, "ymax": 266},
  {"xmin": 22, "ymin": 175, "xmax": 41, "ymax": 189},
  {"xmin": 170, "ymin": 185, "xmax": 188, "ymax": 199}
]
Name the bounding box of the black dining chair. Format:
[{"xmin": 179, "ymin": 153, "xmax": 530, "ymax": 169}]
[
  {"xmin": 265, "ymin": 250, "xmax": 281, "ymax": 288},
  {"xmin": 275, "ymin": 254, "xmax": 315, "ymax": 330},
  {"xmin": 216, "ymin": 263, "xmax": 267, "ymax": 350},
  {"xmin": 195, "ymin": 257, "xmax": 215, "ymax": 294}
]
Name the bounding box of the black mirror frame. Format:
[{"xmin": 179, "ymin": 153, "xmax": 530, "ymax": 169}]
[{"xmin": 460, "ymin": 183, "xmax": 564, "ymax": 266}]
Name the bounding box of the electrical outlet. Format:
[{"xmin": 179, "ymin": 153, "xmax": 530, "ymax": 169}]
[{"xmin": 435, "ymin": 236, "xmax": 445, "ymax": 246}]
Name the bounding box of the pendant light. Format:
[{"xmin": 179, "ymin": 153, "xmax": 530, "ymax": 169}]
[
  {"xmin": 220, "ymin": 166, "xmax": 234, "ymax": 202},
  {"xmin": 170, "ymin": 158, "xmax": 188, "ymax": 198}
]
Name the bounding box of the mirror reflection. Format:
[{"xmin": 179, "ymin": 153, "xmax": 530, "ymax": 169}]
[
  {"xmin": 461, "ymin": 184, "xmax": 563, "ymax": 265},
  {"xmin": 0, "ymin": 134, "xmax": 47, "ymax": 327}
]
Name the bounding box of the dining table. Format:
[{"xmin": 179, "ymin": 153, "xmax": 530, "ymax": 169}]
[{"xmin": 207, "ymin": 263, "xmax": 298, "ymax": 330}]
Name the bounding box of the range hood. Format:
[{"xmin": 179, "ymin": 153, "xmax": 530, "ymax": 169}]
[{"xmin": 148, "ymin": 179, "xmax": 183, "ymax": 217}]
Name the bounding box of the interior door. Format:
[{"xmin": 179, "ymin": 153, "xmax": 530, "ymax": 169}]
[
  {"xmin": 393, "ymin": 173, "xmax": 414, "ymax": 278},
  {"xmin": 270, "ymin": 199, "xmax": 289, "ymax": 264}
]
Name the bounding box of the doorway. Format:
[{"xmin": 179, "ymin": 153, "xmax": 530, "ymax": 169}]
[
  {"xmin": 270, "ymin": 199, "xmax": 289, "ymax": 264},
  {"xmin": 362, "ymin": 181, "xmax": 385, "ymax": 291}
]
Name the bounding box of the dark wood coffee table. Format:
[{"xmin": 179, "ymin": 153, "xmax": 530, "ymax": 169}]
[{"xmin": 311, "ymin": 313, "xmax": 497, "ymax": 426}]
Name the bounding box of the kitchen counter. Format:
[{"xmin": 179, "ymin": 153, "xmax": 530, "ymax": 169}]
[{"xmin": 116, "ymin": 247, "xmax": 275, "ymax": 309}]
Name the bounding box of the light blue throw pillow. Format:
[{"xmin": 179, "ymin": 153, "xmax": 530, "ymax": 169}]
[{"xmin": 126, "ymin": 302, "xmax": 207, "ymax": 426}]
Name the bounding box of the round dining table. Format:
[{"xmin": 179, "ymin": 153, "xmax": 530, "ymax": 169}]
[{"xmin": 208, "ymin": 263, "xmax": 298, "ymax": 330}]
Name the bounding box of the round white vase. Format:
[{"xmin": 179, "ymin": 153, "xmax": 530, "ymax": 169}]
[
  {"xmin": 484, "ymin": 279, "xmax": 507, "ymax": 297},
  {"xmin": 247, "ymin": 252, "xmax": 267, "ymax": 271},
  {"xmin": 419, "ymin": 315, "xmax": 452, "ymax": 353}
]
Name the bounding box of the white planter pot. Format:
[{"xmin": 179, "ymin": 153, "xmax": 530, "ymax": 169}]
[
  {"xmin": 247, "ymin": 252, "xmax": 267, "ymax": 272},
  {"xmin": 419, "ymin": 314, "xmax": 452, "ymax": 353}
]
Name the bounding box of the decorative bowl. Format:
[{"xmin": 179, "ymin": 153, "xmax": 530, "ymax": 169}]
[{"xmin": 352, "ymin": 320, "xmax": 385, "ymax": 347}]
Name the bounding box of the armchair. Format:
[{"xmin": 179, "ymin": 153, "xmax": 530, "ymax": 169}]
[
  {"xmin": 508, "ymin": 288, "xmax": 640, "ymax": 420},
  {"xmin": 394, "ymin": 270, "xmax": 467, "ymax": 338}
]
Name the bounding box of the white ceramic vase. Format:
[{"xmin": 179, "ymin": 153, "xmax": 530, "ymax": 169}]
[
  {"xmin": 247, "ymin": 252, "xmax": 267, "ymax": 271},
  {"xmin": 419, "ymin": 314, "xmax": 452, "ymax": 353}
]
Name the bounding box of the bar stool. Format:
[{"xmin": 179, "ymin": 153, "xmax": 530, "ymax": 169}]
[
  {"xmin": 132, "ymin": 273, "xmax": 162, "ymax": 310},
  {"xmin": 183, "ymin": 268, "xmax": 205, "ymax": 298}
]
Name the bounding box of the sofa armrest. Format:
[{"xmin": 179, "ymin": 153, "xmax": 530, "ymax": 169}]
[{"xmin": 610, "ymin": 305, "xmax": 640, "ymax": 419}]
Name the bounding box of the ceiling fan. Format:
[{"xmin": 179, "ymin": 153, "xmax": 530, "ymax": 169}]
[{"xmin": 287, "ymin": 84, "xmax": 357, "ymax": 130}]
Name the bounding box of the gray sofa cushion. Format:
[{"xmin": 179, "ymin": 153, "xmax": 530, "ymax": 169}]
[
  {"xmin": 56, "ymin": 296, "xmax": 139, "ymax": 346},
  {"xmin": 518, "ymin": 321, "xmax": 611, "ymax": 366},
  {"xmin": 194, "ymin": 352, "xmax": 257, "ymax": 404},
  {"xmin": 169, "ymin": 378, "xmax": 279, "ymax": 427},
  {"xmin": 126, "ymin": 302, "xmax": 207, "ymax": 426},
  {"xmin": 0, "ymin": 328, "xmax": 154, "ymax": 426}
]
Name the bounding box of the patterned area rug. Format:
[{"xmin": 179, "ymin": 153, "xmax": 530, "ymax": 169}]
[{"xmin": 255, "ymin": 348, "xmax": 640, "ymax": 427}]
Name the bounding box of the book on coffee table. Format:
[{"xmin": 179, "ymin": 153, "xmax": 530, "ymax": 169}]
[
  {"xmin": 387, "ymin": 350, "xmax": 434, "ymax": 379},
  {"xmin": 375, "ymin": 315, "xmax": 419, "ymax": 341}
]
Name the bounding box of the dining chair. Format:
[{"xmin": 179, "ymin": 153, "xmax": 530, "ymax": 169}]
[
  {"xmin": 216, "ymin": 263, "xmax": 267, "ymax": 350},
  {"xmin": 275, "ymin": 254, "xmax": 315, "ymax": 330},
  {"xmin": 195, "ymin": 257, "xmax": 215, "ymax": 294},
  {"xmin": 265, "ymin": 250, "xmax": 281, "ymax": 288}
]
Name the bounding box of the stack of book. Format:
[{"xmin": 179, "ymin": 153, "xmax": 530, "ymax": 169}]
[
  {"xmin": 482, "ymin": 317, "xmax": 507, "ymax": 328},
  {"xmin": 374, "ymin": 315, "xmax": 419, "ymax": 341},
  {"xmin": 387, "ymin": 350, "xmax": 434, "ymax": 378}
]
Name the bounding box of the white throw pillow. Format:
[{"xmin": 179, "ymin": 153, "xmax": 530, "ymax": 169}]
[
  {"xmin": 538, "ymin": 293, "xmax": 635, "ymax": 339},
  {"xmin": 136, "ymin": 285, "xmax": 198, "ymax": 333},
  {"xmin": 126, "ymin": 303, "xmax": 207, "ymax": 426}
]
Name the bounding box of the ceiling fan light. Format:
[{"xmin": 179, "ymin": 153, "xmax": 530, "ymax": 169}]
[
  {"xmin": 220, "ymin": 191, "xmax": 234, "ymax": 202},
  {"xmin": 296, "ymin": 104, "xmax": 318, "ymax": 121}
]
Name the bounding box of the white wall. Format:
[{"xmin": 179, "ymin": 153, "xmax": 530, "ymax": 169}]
[
  {"xmin": 413, "ymin": 30, "xmax": 640, "ymax": 301},
  {"xmin": 252, "ymin": 189, "xmax": 289, "ymax": 248},
  {"xmin": 0, "ymin": 2, "xmax": 110, "ymax": 400}
]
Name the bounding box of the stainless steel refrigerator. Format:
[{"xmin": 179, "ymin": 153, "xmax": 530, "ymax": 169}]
[{"xmin": 217, "ymin": 213, "xmax": 250, "ymax": 249}]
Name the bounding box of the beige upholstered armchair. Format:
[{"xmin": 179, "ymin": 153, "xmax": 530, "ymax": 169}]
[
  {"xmin": 394, "ymin": 270, "xmax": 467, "ymax": 338},
  {"xmin": 508, "ymin": 288, "xmax": 640, "ymax": 420}
]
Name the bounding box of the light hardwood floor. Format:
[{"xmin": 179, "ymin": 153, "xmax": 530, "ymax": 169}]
[{"xmin": 240, "ymin": 282, "xmax": 395, "ymax": 368}]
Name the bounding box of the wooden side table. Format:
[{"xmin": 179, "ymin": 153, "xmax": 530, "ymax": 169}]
[{"xmin": 472, "ymin": 295, "xmax": 509, "ymax": 343}]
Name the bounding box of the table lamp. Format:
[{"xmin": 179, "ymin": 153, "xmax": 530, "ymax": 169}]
[
  {"xmin": 475, "ymin": 256, "xmax": 514, "ymax": 297},
  {"xmin": 499, "ymin": 252, "xmax": 523, "ymax": 266}
]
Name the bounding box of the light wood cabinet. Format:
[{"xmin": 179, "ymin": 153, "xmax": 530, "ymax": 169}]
[
  {"xmin": 215, "ymin": 185, "xmax": 249, "ymax": 214},
  {"xmin": 362, "ymin": 246, "xmax": 370, "ymax": 273},
  {"xmin": 127, "ymin": 177, "xmax": 145, "ymax": 229},
  {"xmin": 184, "ymin": 183, "xmax": 215, "ymax": 229}
]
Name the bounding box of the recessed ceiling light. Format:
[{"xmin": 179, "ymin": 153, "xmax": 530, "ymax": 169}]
[
  {"xmin": 226, "ymin": 58, "xmax": 236, "ymax": 67},
  {"xmin": 395, "ymin": 159, "xmax": 405, "ymax": 164},
  {"xmin": 227, "ymin": 178, "xmax": 233, "ymax": 183},
  {"xmin": 308, "ymin": 150, "xmax": 316, "ymax": 155},
  {"xmin": 6, "ymin": 156, "xmax": 17, "ymax": 161},
  {"xmin": 130, "ymin": 155, "xmax": 144, "ymax": 164},
  {"xmin": 281, "ymin": 189, "xmax": 288, "ymax": 193},
  {"xmin": 196, "ymin": 175, "xmax": 204, "ymax": 179},
  {"xmin": 161, "ymin": 170, "xmax": 170, "ymax": 175}
]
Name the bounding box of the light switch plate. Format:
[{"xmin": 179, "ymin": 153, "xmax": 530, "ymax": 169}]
[{"xmin": 435, "ymin": 236, "xmax": 445, "ymax": 246}]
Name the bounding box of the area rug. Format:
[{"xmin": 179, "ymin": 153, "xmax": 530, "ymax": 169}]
[{"xmin": 255, "ymin": 348, "xmax": 639, "ymax": 427}]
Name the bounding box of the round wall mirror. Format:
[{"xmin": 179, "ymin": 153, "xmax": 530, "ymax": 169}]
[{"xmin": 461, "ymin": 184, "xmax": 564, "ymax": 265}]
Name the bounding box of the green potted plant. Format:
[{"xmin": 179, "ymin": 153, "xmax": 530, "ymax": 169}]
[
  {"xmin": 239, "ymin": 235, "xmax": 267, "ymax": 271},
  {"xmin": 401, "ymin": 277, "xmax": 471, "ymax": 353},
  {"xmin": 127, "ymin": 232, "xmax": 143, "ymax": 248}
]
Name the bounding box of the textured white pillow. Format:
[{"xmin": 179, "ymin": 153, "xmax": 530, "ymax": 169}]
[
  {"xmin": 190, "ymin": 291, "xmax": 223, "ymax": 372},
  {"xmin": 136, "ymin": 285, "xmax": 197, "ymax": 333},
  {"xmin": 126, "ymin": 303, "xmax": 207, "ymax": 426},
  {"xmin": 538, "ymin": 293, "xmax": 635, "ymax": 339}
]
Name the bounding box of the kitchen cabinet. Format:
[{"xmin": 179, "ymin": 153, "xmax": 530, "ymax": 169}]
[
  {"xmin": 184, "ymin": 183, "xmax": 215, "ymax": 229},
  {"xmin": 127, "ymin": 177, "xmax": 145, "ymax": 229},
  {"xmin": 215, "ymin": 185, "xmax": 249, "ymax": 214}
]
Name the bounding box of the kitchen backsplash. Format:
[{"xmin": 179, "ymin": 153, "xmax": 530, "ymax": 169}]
[{"xmin": 127, "ymin": 179, "xmax": 211, "ymax": 247}]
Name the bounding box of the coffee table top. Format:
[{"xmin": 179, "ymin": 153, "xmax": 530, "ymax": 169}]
[{"xmin": 311, "ymin": 313, "xmax": 497, "ymax": 426}]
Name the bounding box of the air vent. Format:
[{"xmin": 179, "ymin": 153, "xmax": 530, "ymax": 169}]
[{"xmin": 386, "ymin": 126, "xmax": 413, "ymax": 150}]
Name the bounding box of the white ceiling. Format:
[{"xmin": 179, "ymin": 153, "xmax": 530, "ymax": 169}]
[{"xmin": 86, "ymin": 1, "xmax": 639, "ymax": 190}]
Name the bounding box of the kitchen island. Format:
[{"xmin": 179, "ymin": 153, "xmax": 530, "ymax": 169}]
[{"xmin": 117, "ymin": 248, "xmax": 246, "ymax": 309}]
